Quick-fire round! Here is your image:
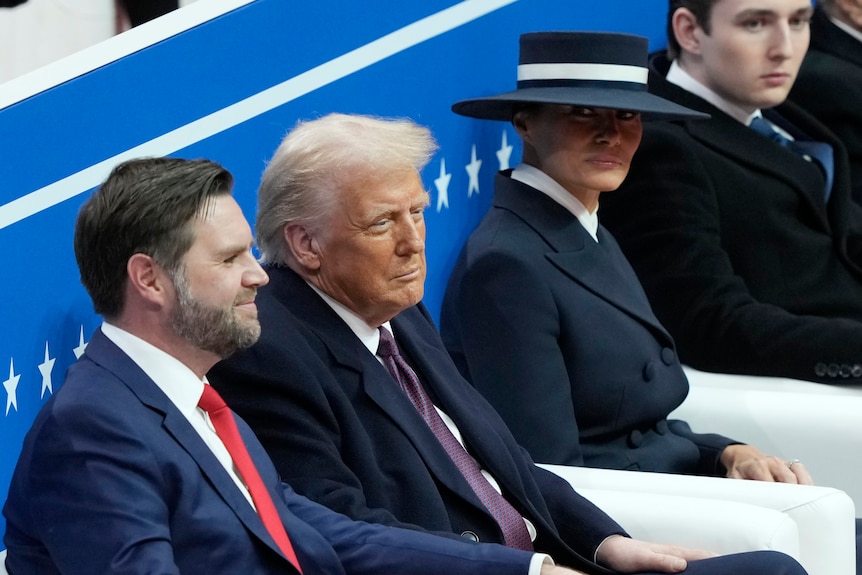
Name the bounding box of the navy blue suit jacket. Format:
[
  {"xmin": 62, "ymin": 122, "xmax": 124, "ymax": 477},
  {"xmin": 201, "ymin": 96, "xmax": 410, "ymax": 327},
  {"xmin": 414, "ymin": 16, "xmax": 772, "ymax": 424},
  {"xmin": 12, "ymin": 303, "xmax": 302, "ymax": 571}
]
[
  {"xmin": 600, "ymin": 52, "xmax": 862, "ymax": 384},
  {"xmin": 2, "ymin": 329, "xmax": 535, "ymax": 575},
  {"xmin": 209, "ymin": 266, "xmax": 627, "ymax": 574},
  {"xmin": 440, "ymin": 173, "xmax": 733, "ymax": 474}
]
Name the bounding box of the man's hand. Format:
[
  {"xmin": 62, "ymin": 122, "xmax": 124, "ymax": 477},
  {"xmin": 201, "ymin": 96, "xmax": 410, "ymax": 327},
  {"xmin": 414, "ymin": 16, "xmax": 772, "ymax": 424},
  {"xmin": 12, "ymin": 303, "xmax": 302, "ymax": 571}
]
[
  {"xmin": 595, "ymin": 535, "xmax": 716, "ymax": 573},
  {"xmin": 721, "ymin": 444, "xmax": 814, "ymax": 485}
]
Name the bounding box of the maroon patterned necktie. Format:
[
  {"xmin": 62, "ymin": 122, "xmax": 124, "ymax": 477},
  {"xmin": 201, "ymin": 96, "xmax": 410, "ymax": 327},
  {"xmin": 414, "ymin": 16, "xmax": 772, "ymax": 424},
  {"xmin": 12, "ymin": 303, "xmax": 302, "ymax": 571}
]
[
  {"xmin": 199, "ymin": 385, "xmax": 304, "ymax": 573},
  {"xmin": 377, "ymin": 326, "xmax": 533, "ymax": 550}
]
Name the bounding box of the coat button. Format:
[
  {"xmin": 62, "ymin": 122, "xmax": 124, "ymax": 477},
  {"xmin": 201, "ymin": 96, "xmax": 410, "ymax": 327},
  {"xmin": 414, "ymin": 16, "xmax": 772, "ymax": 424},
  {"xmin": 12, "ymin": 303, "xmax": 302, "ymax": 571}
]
[
  {"xmin": 660, "ymin": 347, "xmax": 675, "ymax": 365},
  {"xmin": 827, "ymin": 363, "xmax": 840, "ymax": 378},
  {"xmin": 853, "ymin": 365, "xmax": 862, "ymax": 378},
  {"xmin": 460, "ymin": 531, "xmax": 479, "ymax": 542},
  {"xmin": 655, "ymin": 420, "xmax": 669, "ymax": 435},
  {"xmin": 642, "ymin": 362, "xmax": 656, "ymax": 382},
  {"xmin": 628, "ymin": 430, "xmax": 643, "ymax": 448},
  {"xmin": 840, "ymin": 364, "xmax": 853, "ymax": 378},
  {"xmin": 814, "ymin": 363, "xmax": 827, "ymax": 377}
]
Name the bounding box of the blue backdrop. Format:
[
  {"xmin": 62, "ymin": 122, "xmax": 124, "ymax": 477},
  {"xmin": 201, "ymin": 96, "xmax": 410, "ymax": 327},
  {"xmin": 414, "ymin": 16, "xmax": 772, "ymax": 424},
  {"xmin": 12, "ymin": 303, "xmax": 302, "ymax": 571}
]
[{"xmin": 0, "ymin": 0, "xmax": 668, "ymax": 543}]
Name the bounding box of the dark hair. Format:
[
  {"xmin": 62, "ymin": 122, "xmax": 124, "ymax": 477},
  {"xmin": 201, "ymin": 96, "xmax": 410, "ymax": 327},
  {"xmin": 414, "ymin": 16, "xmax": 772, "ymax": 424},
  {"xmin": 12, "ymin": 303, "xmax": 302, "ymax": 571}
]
[
  {"xmin": 74, "ymin": 157, "xmax": 234, "ymax": 319},
  {"xmin": 667, "ymin": 0, "xmax": 718, "ymax": 59}
]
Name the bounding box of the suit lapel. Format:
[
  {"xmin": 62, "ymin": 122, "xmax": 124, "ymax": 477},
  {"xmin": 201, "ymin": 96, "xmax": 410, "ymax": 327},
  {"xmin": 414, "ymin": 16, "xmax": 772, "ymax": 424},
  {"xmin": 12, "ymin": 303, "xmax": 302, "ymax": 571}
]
[
  {"xmin": 267, "ymin": 267, "xmax": 488, "ymax": 510},
  {"xmin": 694, "ymin": 105, "xmax": 830, "ymax": 216},
  {"xmin": 361, "ymin": 349, "xmax": 488, "ymax": 510},
  {"xmin": 392, "ymin": 312, "xmax": 548, "ymax": 522},
  {"xmin": 162, "ymin": 412, "xmax": 287, "ymax": 556},
  {"xmin": 494, "ymin": 176, "xmax": 670, "ymax": 338},
  {"xmin": 647, "ymin": 68, "xmax": 833, "ymax": 228},
  {"xmin": 84, "ymin": 330, "xmax": 287, "ymax": 560}
]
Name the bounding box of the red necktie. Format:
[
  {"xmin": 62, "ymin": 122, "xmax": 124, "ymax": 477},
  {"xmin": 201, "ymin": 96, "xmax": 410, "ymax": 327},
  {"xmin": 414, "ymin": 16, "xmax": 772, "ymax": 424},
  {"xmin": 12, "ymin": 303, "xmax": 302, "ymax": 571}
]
[
  {"xmin": 198, "ymin": 385, "xmax": 303, "ymax": 572},
  {"xmin": 377, "ymin": 327, "xmax": 533, "ymax": 550}
]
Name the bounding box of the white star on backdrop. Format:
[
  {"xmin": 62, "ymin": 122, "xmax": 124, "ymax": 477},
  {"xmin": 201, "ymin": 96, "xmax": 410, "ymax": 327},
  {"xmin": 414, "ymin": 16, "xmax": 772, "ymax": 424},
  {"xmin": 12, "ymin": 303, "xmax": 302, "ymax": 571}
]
[
  {"xmin": 497, "ymin": 130, "xmax": 513, "ymax": 170},
  {"xmin": 434, "ymin": 158, "xmax": 451, "ymax": 212},
  {"xmin": 4, "ymin": 357, "xmax": 20, "ymax": 416},
  {"xmin": 465, "ymin": 145, "xmax": 482, "ymax": 198},
  {"xmin": 38, "ymin": 341, "xmax": 55, "ymax": 399},
  {"xmin": 73, "ymin": 325, "xmax": 88, "ymax": 359}
]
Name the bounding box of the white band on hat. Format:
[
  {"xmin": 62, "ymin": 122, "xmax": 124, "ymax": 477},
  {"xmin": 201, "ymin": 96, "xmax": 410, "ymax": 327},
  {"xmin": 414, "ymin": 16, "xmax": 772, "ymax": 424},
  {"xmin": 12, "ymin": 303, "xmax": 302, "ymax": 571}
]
[{"xmin": 518, "ymin": 63, "xmax": 648, "ymax": 85}]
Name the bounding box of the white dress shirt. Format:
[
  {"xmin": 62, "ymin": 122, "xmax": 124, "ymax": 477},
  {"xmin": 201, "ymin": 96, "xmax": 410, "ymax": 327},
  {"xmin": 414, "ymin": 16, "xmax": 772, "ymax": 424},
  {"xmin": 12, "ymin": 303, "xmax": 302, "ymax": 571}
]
[{"xmin": 512, "ymin": 162, "xmax": 600, "ymax": 242}]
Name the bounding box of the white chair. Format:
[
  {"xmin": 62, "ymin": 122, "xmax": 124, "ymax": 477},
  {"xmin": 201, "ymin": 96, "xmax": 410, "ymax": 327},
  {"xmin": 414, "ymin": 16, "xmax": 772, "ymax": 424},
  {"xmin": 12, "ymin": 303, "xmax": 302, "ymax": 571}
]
[
  {"xmin": 673, "ymin": 366, "xmax": 862, "ymax": 508},
  {"xmin": 0, "ymin": 548, "xmax": 7, "ymax": 575},
  {"xmin": 577, "ymin": 487, "xmax": 800, "ymax": 556},
  {"xmin": 540, "ymin": 463, "xmax": 856, "ymax": 575}
]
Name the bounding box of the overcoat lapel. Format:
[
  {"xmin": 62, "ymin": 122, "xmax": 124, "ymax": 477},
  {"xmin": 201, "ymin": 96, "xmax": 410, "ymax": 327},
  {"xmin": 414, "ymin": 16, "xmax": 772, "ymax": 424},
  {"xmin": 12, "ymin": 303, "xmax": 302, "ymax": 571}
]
[
  {"xmin": 267, "ymin": 267, "xmax": 488, "ymax": 511},
  {"xmin": 392, "ymin": 316, "xmax": 547, "ymax": 523},
  {"xmin": 494, "ymin": 176, "xmax": 669, "ymax": 338},
  {"xmin": 693, "ymin": 109, "xmax": 829, "ymax": 219},
  {"xmin": 648, "ymin": 70, "xmax": 833, "ymax": 230}
]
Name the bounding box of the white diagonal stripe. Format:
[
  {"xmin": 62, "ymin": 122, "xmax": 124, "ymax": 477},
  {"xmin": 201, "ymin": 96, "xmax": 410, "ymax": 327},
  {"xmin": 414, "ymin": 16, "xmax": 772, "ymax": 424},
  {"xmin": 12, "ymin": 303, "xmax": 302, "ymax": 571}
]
[
  {"xmin": 0, "ymin": 0, "xmax": 256, "ymax": 111},
  {"xmin": 0, "ymin": 0, "xmax": 517, "ymax": 230}
]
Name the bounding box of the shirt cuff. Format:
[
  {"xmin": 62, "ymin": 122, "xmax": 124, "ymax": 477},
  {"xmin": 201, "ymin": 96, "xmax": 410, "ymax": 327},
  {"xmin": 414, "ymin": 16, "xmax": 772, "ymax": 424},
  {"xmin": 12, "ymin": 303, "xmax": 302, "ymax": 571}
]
[{"xmin": 528, "ymin": 553, "xmax": 553, "ymax": 575}]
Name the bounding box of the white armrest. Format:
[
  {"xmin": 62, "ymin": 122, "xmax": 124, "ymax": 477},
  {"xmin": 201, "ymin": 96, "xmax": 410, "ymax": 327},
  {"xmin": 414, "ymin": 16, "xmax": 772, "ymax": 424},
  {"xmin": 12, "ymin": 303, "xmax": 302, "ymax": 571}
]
[
  {"xmin": 674, "ymin": 366, "xmax": 862, "ymax": 508},
  {"xmin": 539, "ymin": 463, "xmax": 856, "ymax": 575},
  {"xmin": 576, "ymin": 487, "xmax": 799, "ymax": 556}
]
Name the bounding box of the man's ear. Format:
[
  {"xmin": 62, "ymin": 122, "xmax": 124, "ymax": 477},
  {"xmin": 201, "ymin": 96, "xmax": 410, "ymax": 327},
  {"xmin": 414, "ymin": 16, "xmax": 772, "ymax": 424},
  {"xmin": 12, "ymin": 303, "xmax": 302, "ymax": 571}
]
[
  {"xmin": 126, "ymin": 253, "xmax": 171, "ymax": 307},
  {"xmin": 284, "ymin": 224, "xmax": 322, "ymax": 271},
  {"xmin": 672, "ymin": 7, "xmax": 703, "ymax": 57}
]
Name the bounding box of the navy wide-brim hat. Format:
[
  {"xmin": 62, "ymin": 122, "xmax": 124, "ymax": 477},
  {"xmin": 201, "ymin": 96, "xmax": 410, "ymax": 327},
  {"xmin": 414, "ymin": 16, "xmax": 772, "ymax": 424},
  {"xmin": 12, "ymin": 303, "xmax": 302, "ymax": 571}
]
[{"xmin": 452, "ymin": 31, "xmax": 708, "ymax": 122}]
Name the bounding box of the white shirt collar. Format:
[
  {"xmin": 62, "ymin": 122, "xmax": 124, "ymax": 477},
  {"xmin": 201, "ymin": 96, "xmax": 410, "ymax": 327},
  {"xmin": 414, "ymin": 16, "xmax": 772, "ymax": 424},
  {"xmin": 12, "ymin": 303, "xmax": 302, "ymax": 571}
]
[
  {"xmin": 666, "ymin": 59, "xmax": 757, "ymax": 126},
  {"xmin": 307, "ymin": 282, "xmax": 390, "ymax": 354},
  {"xmin": 101, "ymin": 322, "xmax": 205, "ymax": 415},
  {"xmin": 831, "ymin": 15, "xmax": 862, "ymax": 43},
  {"xmin": 510, "ymin": 163, "xmax": 599, "ymax": 242}
]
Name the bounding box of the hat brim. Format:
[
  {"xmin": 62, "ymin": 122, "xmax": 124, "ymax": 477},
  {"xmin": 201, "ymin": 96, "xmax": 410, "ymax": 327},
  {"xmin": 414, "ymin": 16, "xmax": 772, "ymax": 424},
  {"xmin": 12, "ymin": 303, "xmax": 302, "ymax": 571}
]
[{"xmin": 452, "ymin": 86, "xmax": 709, "ymax": 122}]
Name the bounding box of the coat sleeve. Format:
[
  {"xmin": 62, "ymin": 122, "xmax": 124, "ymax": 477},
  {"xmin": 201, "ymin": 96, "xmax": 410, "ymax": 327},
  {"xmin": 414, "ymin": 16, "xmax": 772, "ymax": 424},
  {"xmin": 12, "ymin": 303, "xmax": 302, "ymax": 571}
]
[
  {"xmin": 666, "ymin": 419, "xmax": 737, "ymax": 476},
  {"xmin": 4, "ymin": 395, "xmax": 181, "ymax": 575},
  {"xmin": 280, "ymin": 484, "xmax": 533, "ymax": 575},
  {"xmin": 601, "ymin": 122, "xmax": 862, "ymax": 383}
]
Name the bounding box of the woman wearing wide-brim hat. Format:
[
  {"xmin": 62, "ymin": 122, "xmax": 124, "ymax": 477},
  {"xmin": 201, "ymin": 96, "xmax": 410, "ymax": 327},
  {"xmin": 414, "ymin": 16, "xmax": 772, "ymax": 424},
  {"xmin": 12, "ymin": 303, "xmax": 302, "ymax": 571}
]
[{"xmin": 441, "ymin": 30, "xmax": 811, "ymax": 501}]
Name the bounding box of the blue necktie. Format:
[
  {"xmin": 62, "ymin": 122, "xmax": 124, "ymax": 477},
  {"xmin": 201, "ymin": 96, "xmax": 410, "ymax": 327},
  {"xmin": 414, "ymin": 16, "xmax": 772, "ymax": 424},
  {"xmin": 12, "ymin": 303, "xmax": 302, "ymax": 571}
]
[{"xmin": 749, "ymin": 116, "xmax": 834, "ymax": 202}]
